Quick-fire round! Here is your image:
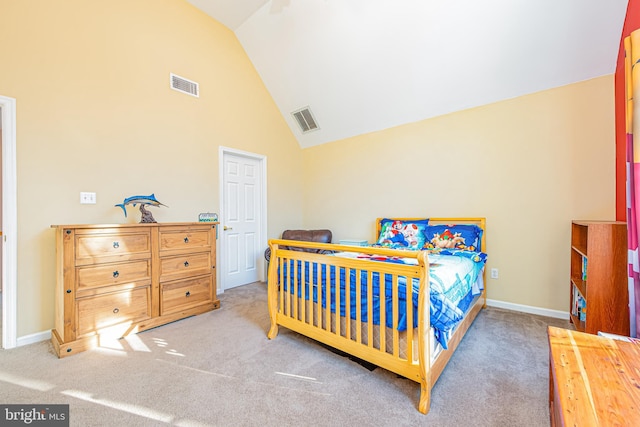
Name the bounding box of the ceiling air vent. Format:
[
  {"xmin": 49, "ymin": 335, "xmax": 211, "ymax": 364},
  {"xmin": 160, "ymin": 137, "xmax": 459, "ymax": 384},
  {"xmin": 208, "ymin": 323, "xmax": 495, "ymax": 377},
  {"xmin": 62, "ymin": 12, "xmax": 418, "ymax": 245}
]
[
  {"xmin": 170, "ymin": 73, "xmax": 199, "ymax": 97},
  {"xmin": 292, "ymin": 106, "xmax": 319, "ymax": 133}
]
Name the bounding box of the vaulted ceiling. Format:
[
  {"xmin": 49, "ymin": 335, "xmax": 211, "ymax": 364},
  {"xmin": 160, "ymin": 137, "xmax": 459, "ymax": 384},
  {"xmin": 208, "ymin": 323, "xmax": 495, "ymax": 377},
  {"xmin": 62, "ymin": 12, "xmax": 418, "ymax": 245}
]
[{"xmin": 186, "ymin": 0, "xmax": 629, "ymax": 148}]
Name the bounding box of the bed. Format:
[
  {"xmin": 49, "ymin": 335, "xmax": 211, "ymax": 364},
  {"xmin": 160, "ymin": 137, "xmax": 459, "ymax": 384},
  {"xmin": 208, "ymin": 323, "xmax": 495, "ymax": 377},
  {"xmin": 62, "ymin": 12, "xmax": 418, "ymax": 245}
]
[{"xmin": 266, "ymin": 217, "xmax": 487, "ymax": 414}]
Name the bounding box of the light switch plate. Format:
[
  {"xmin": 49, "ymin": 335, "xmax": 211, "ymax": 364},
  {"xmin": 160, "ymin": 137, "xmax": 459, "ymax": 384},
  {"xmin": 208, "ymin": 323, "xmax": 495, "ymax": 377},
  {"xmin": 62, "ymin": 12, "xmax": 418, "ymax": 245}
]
[{"xmin": 80, "ymin": 192, "xmax": 96, "ymax": 204}]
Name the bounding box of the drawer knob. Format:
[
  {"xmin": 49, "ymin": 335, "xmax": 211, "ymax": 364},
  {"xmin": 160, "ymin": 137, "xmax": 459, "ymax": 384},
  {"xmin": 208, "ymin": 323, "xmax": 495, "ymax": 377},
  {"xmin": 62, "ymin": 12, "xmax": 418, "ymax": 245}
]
[
  {"xmin": 185, "ymin": 291, "xmax": 191, "ymax": 297},
  {"xmin": 184, "ymin": 261, "xmax": 189, "ymax": 267},
  {"xmin": 113, "ymin": 241, "xmax": 120, "ymax": 249},
  {"xmin": 184, "ymin": 237, "xmax": 189, "ymax": 243},
  {"xmin": 113, "ymin": 308, "xmax": 119, "ymax": 314},
  {"xmin": 65, "ymin": 229, "xmax": 71, "ymax": 235},
  {"xmin": 66, "ymin": 348, "xmax": 72, "ymax": 353},
  {"xmin": 113, "ymin": 271, "xmax": 119, "ymax": 278},
  {"xmin": 66, "ymin": 289, "xmax": 72, "ymax": 294}
]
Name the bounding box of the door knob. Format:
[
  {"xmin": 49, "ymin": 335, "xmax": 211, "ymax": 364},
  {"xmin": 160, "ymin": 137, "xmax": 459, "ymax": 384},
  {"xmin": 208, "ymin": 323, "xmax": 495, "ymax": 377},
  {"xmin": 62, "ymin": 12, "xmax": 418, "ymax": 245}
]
[{"xmin": 223, "ymin": 226, "xmax": 233, "ymax": 230}]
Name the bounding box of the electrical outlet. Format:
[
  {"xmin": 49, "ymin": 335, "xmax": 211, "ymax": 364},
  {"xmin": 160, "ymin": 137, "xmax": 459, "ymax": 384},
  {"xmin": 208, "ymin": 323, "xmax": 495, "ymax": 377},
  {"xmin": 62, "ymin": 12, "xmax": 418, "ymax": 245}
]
[
  {"xmin": 490, "ymin": 268, "xmax": 499, "ymax": 279},
  {"xmin": 80, "ymin": 192, "xmax": 96, "ymax": 204}
]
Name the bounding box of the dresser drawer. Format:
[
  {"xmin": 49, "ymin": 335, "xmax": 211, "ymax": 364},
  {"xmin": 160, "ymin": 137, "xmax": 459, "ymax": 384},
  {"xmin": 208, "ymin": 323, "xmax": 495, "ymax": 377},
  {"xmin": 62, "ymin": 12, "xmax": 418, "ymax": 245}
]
[
  {"xmin": 76, "ymin": 286, "xmax": 151, "ymax": 337},
  {"xmin": 161, "ymin": 275, "xmax": 212, "ymax": 315},
  {"xmin": 76, "ymin": 260, "xmax": 152, "ymax": 297},
  {"xmin": 75, "ymin": 229, "xmax": 151, "ymax": 266},
  {"xmin": 159, "ymin": 227, "xmax": 211, "ymax": 252},
  {"xmin": 159, "ymin": 252, "xmax": 212, "ymax": 281}
]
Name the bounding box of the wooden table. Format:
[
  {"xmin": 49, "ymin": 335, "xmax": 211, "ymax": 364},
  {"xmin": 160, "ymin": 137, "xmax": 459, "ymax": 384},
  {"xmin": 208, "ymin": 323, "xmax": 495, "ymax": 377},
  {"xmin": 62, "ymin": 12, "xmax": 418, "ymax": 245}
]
[{"xmin": 548, "ymin": 326, "xmax": 640, "ymax": 426}]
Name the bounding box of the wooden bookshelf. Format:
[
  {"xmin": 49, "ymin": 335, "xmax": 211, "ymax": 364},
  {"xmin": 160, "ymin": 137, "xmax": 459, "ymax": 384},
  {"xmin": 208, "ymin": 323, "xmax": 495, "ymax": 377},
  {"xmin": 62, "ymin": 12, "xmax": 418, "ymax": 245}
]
[{"xmin": 569, "ymin": 221, "xmax": 629, "ymax": 335}]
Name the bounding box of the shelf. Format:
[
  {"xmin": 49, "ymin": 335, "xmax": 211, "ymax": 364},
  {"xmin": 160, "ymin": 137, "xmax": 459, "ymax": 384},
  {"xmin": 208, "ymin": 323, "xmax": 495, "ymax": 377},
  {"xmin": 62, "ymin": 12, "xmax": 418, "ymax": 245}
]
[
  {"xmin": 570, "ymin": 278, "xmax": 586, "ymax": 301},
  {"xmin": 569, "ymin": 313, "xmax": 585, "ymax": 332},
  {"xmin": 570, "ymin": 245, "xmax": 586, "ymax": 258},
  {"xmin": 570, "ymin": 248, "xmax": 587, "ymax": 296},
  {"xmin": 571, "ymin": 223, "xmax": 588, "ymax": 256}
]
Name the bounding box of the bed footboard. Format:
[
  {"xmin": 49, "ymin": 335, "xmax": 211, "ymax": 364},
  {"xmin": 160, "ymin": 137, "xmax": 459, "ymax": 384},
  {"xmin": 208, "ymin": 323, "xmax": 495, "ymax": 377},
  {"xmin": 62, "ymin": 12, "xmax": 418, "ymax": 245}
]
[{"xmin": 266, "ymin": 240, "xmax": 434, "ymax": 412}]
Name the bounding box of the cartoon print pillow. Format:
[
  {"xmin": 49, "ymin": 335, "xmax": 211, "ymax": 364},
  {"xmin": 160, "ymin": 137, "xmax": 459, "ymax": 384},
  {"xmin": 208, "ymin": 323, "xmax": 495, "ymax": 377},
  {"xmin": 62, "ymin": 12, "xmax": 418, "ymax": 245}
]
[
  {"xmin": 423, "ymin": 224, "xmax": 483, "ymax": 252},
  {"xmin": 376, "ymin": 218, "xmax": 429, "ymax": 250}
]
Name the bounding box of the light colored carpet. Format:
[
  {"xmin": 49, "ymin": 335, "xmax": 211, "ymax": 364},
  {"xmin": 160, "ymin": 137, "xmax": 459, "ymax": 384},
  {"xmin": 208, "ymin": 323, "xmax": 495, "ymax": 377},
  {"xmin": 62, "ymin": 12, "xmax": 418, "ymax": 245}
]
[{"xmin": 0, "ymin": 282, "xmax": 569, "ymax": 426}]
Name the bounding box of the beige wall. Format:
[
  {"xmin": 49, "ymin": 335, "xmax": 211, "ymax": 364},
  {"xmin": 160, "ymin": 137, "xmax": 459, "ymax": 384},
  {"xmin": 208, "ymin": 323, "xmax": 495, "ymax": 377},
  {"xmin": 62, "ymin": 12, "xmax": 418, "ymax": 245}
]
[
  {"xmin": 302, "ymin": 76, "xmax": 616, "ymax": 313},
  {"xmin": 0, "ymin": 0, "xmax": 304, "ymax": 337}
]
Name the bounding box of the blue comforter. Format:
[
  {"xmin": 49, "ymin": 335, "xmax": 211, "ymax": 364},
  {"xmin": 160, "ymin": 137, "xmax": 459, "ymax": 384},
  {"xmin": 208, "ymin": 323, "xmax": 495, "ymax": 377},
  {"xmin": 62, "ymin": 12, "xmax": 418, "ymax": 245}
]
[{"xmin": 280, "ymin": 251, "xmax": 486, "ymax": 348}]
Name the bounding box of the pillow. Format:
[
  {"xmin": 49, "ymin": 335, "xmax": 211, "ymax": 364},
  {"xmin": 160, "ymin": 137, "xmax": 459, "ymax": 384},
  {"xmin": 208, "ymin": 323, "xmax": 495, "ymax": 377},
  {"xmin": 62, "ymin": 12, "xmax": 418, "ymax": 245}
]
[
  {"xmin": 423, "ymin": 224, "xmax": 483, "ymax": 252},
  {"xmin": 376, "ymin": 218, "xmax": 429, "ymax": 250}
]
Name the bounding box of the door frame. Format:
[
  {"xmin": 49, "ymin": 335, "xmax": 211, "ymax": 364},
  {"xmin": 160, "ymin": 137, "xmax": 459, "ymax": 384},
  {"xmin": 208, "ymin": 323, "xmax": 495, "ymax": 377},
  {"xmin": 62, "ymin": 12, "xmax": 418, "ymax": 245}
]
[
  {"xmin": 218, "ymin": 146, "xmax": 267, "ymax": 292},
  {"xmin": 1, "ymin": 95, "xmax": 18, "ymax": 349}
]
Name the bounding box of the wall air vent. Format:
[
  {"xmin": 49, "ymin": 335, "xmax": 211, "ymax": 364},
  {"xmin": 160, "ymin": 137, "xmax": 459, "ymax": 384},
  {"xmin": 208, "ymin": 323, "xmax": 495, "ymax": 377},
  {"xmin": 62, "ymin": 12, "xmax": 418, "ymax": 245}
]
[
  {"xmin": 292, "ymin": 106, "xmax": 319, "ymax": 133},
  {"xmin": 170, "ymin": 73, "xmax": 199, "ymax": 97}
]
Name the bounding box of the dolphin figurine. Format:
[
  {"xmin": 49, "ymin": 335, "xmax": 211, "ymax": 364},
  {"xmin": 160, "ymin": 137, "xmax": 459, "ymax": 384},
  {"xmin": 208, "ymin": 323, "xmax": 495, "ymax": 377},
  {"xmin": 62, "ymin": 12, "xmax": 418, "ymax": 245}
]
[{"xmin": 115, "ymin": 193, "xmax": 167, "ymax": 217}]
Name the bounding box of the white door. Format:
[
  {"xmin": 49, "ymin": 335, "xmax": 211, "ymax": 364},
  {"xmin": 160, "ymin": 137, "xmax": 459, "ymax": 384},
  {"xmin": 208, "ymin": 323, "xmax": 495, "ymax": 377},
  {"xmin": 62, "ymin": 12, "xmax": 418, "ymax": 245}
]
[
  {"xmin": 1, "ymin": 96, "xmax": 18, "ymax": 349},
  {"xmin": 220, "ymin": 149, "xmax": 264, "ymax": 290}
]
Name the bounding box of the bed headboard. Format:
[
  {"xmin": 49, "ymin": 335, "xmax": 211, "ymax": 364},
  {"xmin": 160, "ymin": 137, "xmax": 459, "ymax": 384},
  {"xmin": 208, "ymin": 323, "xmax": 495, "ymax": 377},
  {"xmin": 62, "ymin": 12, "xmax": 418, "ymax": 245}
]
[{"xmin": 375, "ymin": 217, "xmax": 486, "ymax": 252}]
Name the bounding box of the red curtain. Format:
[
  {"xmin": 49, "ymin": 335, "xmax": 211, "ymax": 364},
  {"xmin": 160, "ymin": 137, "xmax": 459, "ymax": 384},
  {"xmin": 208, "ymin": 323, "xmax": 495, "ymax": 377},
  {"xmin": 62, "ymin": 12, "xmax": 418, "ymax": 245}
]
[{"xmin": 625, "ymin": 31, "xmax": 640, "ymax": 337}]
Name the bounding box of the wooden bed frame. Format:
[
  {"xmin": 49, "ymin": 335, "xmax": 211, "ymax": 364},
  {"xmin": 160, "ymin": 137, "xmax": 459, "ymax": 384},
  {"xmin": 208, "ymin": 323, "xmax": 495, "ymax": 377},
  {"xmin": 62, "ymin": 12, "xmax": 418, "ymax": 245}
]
[{"xmin": 266, "ymin": 217, "xmax": 486, "ymax": 414}]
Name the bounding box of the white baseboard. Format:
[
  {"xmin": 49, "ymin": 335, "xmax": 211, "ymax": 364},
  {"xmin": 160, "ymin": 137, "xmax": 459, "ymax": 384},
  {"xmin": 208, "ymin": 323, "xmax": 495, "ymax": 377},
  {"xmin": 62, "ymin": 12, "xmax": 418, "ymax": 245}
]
[
  {"xmin": 17, "ymin": 329, "xmax": 51, "ymax": 347},
  {"xmin": 486, "ymin": 299, "xmax": 569, "ymax": 320}
]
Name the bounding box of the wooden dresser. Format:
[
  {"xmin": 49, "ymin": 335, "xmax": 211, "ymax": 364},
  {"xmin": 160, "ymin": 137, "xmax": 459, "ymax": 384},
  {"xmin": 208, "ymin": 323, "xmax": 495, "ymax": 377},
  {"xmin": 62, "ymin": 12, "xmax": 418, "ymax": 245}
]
[
  {"xmin": 548, "ymin": 326, "xmax": 640, "ymax": 426},
  {"xmin": 50, "ymin": 222, "xmax": 220, "ymax": 357}
]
